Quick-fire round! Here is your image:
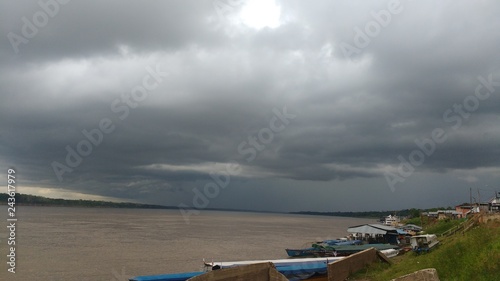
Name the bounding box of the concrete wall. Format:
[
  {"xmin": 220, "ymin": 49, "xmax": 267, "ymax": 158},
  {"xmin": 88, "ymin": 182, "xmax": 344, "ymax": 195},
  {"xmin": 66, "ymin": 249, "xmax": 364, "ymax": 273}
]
[{"xmin": 327, "ymin": 248, "xmax": 384, "ymax": 281}]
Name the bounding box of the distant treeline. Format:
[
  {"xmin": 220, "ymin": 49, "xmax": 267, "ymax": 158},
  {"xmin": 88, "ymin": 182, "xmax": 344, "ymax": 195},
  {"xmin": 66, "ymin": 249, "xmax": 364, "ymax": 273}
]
[
  {"xmin": 0, "ymin": 193, "xmax": 177, "ymax": 209},
  {"xmin": 290, "ymin": 207, "xmax": 454, "ymax": 219},
  {"xmin": 0, "ymin": 193, "xmax": 456, "ymax": 216},
  {"xmin": 0, "ymin": 193, "xmax": 272, "ymax": 213}
]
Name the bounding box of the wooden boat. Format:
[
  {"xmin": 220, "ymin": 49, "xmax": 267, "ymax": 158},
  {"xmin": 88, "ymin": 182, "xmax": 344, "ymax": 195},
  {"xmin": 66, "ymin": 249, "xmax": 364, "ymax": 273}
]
[
  {"xmin": 410, "ymin": 234, "xmax": 439, "ymax": 254},
  {"xmin": 311, "ymin": 243, "xmax": 399, "ymax": 257}
]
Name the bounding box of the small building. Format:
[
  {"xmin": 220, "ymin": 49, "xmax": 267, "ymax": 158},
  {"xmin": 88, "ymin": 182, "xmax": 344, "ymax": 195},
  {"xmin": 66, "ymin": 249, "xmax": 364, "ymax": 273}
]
[
  {"xmin": 455, "ymin": 204, "xmax": 473, "ymax": 218},
  {"xmin": 383, "ymin": 214, "xmax": 400, "ymax": 226},
  {"xmin": 424, "ymin": 210, "xmax": 462, "ymax": 220},
  {"xmin": 489, "ymin": 193, "xmax": 500, "ymax": 212},
  {"xmin": 423, "ymin": 211, "xmax": 438, "ymax": 219},
  {"xmin": 457, "ymin": 200, "xmax": 499, "ymax": 215},
  {"xmin": 437, "ymin": 210, "xmax": 462, "ymax": 220}
]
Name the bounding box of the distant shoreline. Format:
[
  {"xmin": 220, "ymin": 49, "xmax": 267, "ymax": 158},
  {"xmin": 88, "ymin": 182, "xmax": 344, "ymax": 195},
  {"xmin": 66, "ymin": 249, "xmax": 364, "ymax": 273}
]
[
  {"xmin": 1, "ymin": 193, "xmax": 448, "ymax": 218},
  {"xmin": 0, "ymin": 193, "xmax": 282, "ymax": 214},
  {"xmin": 1, "ymin": 203, "xmax": 285, "ymax": 214}
]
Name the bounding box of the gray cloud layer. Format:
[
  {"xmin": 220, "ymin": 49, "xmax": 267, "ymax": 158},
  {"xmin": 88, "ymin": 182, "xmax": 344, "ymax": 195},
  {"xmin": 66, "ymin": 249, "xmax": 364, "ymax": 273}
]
[{"xmin": 1, "ymin": 0, "xmax": 500, "ymax": 211}]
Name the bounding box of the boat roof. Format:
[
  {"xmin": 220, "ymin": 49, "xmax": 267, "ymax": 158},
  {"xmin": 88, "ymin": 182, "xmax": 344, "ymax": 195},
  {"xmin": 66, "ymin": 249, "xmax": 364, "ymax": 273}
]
[
  {"xmin": 327, "ymin": 244, "xmax": 398, "ymax": 251},
  {"xmin": 347, "ymin": 224, "xmax": 398, "ymax": 235},
  {"xmin": 403, "ymin": 224, "xmax": 422, "ymax": 229}
]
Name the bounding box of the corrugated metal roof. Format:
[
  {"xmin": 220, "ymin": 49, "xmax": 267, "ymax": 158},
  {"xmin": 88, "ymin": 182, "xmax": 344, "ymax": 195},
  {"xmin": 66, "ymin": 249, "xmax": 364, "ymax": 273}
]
[{"xmin": 347, "ymin": 224, "xmax": 398, "ymax": 235}]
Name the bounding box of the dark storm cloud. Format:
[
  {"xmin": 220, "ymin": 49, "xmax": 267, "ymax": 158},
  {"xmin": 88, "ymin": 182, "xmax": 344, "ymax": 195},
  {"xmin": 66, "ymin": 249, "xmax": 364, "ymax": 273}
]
[
  {"xmin": 1, "ymin": 0, "xmax": 500, "ymax": 210},
  {"xmin": 0, "ymin": 0, "xmax": 221, "ymax": 63}
]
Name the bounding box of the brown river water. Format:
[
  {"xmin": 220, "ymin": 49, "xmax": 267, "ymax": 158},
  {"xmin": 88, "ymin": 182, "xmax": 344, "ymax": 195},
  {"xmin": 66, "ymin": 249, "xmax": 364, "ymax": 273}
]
[{"xmin": 0, "ymin": 206, "xmax": 374, "ymax": 280}]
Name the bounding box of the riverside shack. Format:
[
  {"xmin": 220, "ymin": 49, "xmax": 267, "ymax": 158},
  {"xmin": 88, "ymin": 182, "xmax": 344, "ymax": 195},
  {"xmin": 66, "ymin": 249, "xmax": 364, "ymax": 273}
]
[{"xmin": 347, "ymin": 224, "xmax": 400, "ymax": 244}]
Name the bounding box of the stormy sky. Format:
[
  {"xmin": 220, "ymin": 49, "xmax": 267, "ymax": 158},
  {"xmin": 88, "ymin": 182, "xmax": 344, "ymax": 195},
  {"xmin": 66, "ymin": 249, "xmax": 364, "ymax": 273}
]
[{"xmin": 1, "ymin": 0, "xmax": 500, "ymax": 212}]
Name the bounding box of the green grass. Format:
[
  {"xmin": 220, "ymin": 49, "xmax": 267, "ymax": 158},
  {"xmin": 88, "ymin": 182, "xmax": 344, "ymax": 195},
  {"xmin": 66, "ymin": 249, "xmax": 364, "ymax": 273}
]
[
  {"xmin": 403, "ymin": 217, "xmax": 422, "ymax": 226},
  {"xmin": 422, "ymin": 218, "xmax": 465, "ymax": 235},
  {"xmin": 354, "ymin": 219, "xmax": 500, "ymax": 281}
]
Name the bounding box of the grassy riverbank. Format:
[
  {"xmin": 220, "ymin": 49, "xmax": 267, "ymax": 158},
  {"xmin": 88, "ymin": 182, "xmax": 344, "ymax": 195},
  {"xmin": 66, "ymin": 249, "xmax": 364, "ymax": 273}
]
[{"xmin": 354, "ymin": 216, "xmax": 500, "ymax": 280}]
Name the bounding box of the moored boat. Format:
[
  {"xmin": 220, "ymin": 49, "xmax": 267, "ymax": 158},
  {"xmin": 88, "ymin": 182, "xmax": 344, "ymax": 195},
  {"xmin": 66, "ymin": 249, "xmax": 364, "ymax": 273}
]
[
  {"xmin": 286, "ymin": 240, "xmax": 396, "ymax": 258},
  {"xmin": 286, "ymin": 239, "xmax": 362, "ymax": 257},
  {"xmin": 311, "ymin": 243, "xmax": 399, "ymax": 257},
  {"xmin": 410, "ymin": 234, "xmax": 439, "ymax": 254},
  {"xmin": 285, "ymin": 247, "xmax": 317, "ymax": 257}
]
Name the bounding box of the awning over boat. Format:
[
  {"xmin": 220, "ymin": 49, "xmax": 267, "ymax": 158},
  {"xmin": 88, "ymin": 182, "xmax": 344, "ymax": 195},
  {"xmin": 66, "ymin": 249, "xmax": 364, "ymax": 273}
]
[{"xmin": 347, "ymin": 224, "xmax": 398, "ymax": 235}]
